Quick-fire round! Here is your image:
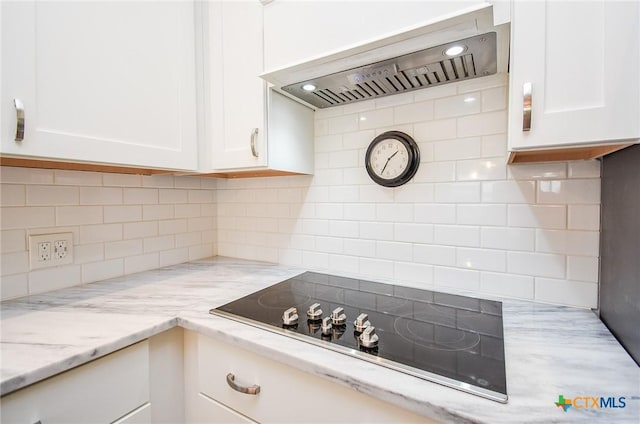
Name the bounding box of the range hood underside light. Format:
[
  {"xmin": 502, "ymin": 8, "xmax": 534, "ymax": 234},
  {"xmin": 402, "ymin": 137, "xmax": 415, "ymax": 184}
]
[{"xmin": 282, "ymin": 32, "xmax": 497, "ymax": 109}]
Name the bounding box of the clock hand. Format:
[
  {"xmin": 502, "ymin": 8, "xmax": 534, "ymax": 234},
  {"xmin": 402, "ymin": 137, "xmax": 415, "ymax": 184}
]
[{"xmin": 380, "ymin": 150, "xmax": 399, "ymax": 174}]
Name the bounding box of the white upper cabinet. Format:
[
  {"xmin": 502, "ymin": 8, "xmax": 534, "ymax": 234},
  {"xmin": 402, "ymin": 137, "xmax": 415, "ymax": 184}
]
[
  {"xmin": 508, "ymin": 1, "xmax": 640, "ymax": 155},
  {"xmin": 1, "ymin": 1, "xmax": 198, "ymax": 171},
  {"xmin": 202, "ymin": 1, "xmax": 313, "ymax": 175},
  {"xmin": 263, "ymin": 1, "xmax": 506, "ymax": 72}
]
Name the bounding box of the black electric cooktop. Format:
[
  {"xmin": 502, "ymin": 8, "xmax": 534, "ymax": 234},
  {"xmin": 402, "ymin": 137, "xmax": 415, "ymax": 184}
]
[{"xmin": 210, "ymin": 272, "xmax": 507, "ymax": 403}]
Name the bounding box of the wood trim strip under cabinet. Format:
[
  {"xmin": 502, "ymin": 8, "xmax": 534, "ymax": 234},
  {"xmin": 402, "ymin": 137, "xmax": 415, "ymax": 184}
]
[
  {"xmin": 0, "ymin": 157, "xmax": 176, "ymax": 175},
  {"xmin": 507, "ymin": 143, "xmax": 634, "ymax": 164}
]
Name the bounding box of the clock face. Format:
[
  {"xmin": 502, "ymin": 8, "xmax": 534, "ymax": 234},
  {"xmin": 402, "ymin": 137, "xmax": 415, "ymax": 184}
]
[{"xmin": 365, "ymin": 131, "xmax": 420, "ymax": 187}]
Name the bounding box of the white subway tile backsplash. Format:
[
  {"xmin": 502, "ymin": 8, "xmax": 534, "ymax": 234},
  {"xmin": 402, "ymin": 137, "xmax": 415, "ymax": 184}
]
[
  {"xmin": 482, "ymin": 180, "xmax": 536, "ymax": 204},
  {"xmin": 536, "ymin": 230, "xmax": 600, "ymax": 256},
  {"xmin": 508, "ymin": 163, "xmax": 567, "ymax": 180},
  {"xmin": 376, "ymin": 204, "xmax": 413, "ymax": 222},
  {"xmin": 2, "ymin": 167, "xmax": 54, "ymax": 184},
  {"xmin": 79, "ymin": 187, "xmax": 122, "ymax": 205},
  {"xmin": 414, "ymin": 119, "xmax": 457, "ymax": 141},
  {"xmin": 102, "ymin": 173, "xmax": 141, "ymax": 187},
  {"xmin": 457, "ymin": 204, "xmax": 507, "ymax": 226},
  {"xmin": 456, "ymin": 248, "xmax": 506, "ymax": 272},
  {"xmin": 413, "ymin": 244, "xmax": 456, "ymax": 266},
  {"xmin": 55, "ymin": 170, "xmax": 102, "ymax": 186},
  {"xmin": 82, "ymin": 259, "xmax": 124, "ymax": 283},
  {"xmin": 394, "ymin": 101, "xmax": 434, "ymax": 124},
  {"xmin": 433, "ymin": 137, "xmax": 482, "ymax": 161},
  {"xmin": 105, "ymin": 239, "xmax": 143, "ymax": 259},
  {"xmin": 29, "ymin": 265, "xmax": 82, "ymax": 295},
  {"xmin": 481, "ymin": 227, "xmax": 535, "ymax": 252},
  {"xmin": 434, "ymin": 93, "xmax": 481, "ymax": 119},
  {"xmin": 480, "ymin": 272, "xmax": 534, "ymax": 299},
  {"xmin": 508, "ymin": 205, "xmax": 566, "ymax": 229},
  {"xmin": 568, "ymin": 160, "xmax": 600, "ymax": 178},
  {"xmin": 104, "ymin": 205, "xmax": 142, "ymax": 223},
  {"xmin": 124, "ymin": 252, "xmax": 159, "ymax": 274},
  {"xmin": 376, "ymin": 241, "xmax": 412, "ymax": 261},
  {"xmin": 433, "ymin": 225, "xmax": 480, "ymax": 247},
  {"xmin": 457, "ymin": 110, "xmax": 506, "ymax": 137},
  {"xmin": 394, "ymin": 261, "xmax": 433, "ymax": 285},
  {"xmin": 538, "ymin": 180, "xmax": 600, "ymax": 204},
  {"xmin": 124, "ymin": 221, "xmax": 158, "ymax": 240},
  {"xmin": 568, "ymin": 205, "xmax": 600, "ymax": 230},
  {"xmin": 359, "ymin": 108, "xmax": 394, "ymax": 130},
  {"xmin": 433, "ymin": 266, "xmax": 479, "ymax": 291},
  {"xmin": 1, "ymin": 207, "xmax": 55, "ymax": 229},
  {"xmin": 567, "ymin": 256, "xmax": 599, "ymax": 283},
  {"xmin": 1, "ymin": 273, "xmax": 29, "ymax": 300},
  {"xmin": 456, "ymin": 158, "xmax": 507, "ymax": 181},
  {"xmin": 414, "ymin": 204, "xmax": 456, "ymax": 224},
  {"xmin": 534, "ymin": 278, "xmax": 597, "ymax": 308},
  {"xmin": 0, "ymin": 77, "xmax": 603, "ymax": 309},
  {"xmin": 507, "ymin": 252, "xmax": 565, "ymax": 279},
  {"xmin": 481, "ymin": 134, "xmax": 507, "ymax": 158},
  {"xmin": 80, "ymin": 224, "xmax": 123, "ymax": 244},
  {"xmin": 124, "ymin": 188, "xmax": 158, "ymax": 204},
  {"xmin": 327, "ymin": 114, "xmax": 359, "ymax": 134},
  {"xmin": 2, "ymin": 185, "xmax": 26, "ymax": 206},
  {"xmin": 394, "ymin": 223, "xmax": 433, "ymax": 243},
  {"xmin": 1, "ymin": 251, "xmax": 29, "ymax": 276},
  {"xmin": 1, "ymin": 229, "xmax": 26, "ymax": 253},
  {"xmin": 434, "ymin": 182, "xmax": 481, "ymax": 203}
]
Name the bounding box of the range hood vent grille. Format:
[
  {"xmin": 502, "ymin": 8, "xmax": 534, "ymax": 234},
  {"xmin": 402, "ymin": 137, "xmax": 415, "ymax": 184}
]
[{"xmin": 282, "ymin": 32, "xmax": 496, "ymax": 109}]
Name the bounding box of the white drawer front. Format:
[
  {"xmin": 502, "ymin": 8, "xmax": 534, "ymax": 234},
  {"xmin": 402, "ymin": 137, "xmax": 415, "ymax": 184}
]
[
  {"xmin": 197, "ymin": 335, "xmax": 430, "ymax": 423},
  {"xmin": 1, "ymin": 341, "xmax": 149, "ymax": 424}
]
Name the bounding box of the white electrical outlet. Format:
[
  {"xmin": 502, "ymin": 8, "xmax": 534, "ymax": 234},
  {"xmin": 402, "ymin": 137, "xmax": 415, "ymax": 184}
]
[{"xmin": 29, "ymin": 233, "xmax": 74, "ymax": 270}]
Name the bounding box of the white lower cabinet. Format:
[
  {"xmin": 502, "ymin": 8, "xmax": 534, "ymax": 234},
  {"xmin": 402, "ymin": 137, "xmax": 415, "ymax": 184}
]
[
  {"xmin": 184, "ymin": 331, "xmax": 432, "ymax": 423},
  {"xmin": 0, "ymin": 341, "xmax": 150, "ymax": 424}
]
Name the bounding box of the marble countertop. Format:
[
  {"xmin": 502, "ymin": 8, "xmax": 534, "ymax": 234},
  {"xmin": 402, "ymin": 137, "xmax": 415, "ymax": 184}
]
[{"xmin": 1, "ymin": 257, "xmax": 638, "ymax": 423}]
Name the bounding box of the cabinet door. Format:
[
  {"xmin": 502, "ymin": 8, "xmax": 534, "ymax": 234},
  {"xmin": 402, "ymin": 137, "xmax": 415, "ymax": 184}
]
[
  {"xmin": 1, "ymin": 1, "xmax": 198, "ymax": 171},
  {"xmin": 508, "ymin": 1, "xmax": 640, "ymax": 150},
  {"xmin": 0, "ymin": 341, "xmax": 149, "ymax": 424},
  {"xmin": 263, "ymin": 1, "xmax": 488, "ymax": 71},
  {"xmin": 207, "ymin": 1, "xmax": 267, "ymax": 171}
]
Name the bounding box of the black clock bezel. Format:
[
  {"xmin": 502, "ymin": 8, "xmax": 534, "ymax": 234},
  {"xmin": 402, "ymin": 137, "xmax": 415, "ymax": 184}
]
[{"xmin": 365, "ymin": 131, "xmax": 420, "ymax": 187}]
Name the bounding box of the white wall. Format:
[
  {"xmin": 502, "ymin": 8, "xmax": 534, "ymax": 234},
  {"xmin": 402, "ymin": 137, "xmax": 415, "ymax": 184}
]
[
  {"xmin": 0, "ymin": 168, "xmax": 217, "ymax": 300},
  {"xmin": 217, "ymin": 74, "xmax": 601, "ymax": 308}
]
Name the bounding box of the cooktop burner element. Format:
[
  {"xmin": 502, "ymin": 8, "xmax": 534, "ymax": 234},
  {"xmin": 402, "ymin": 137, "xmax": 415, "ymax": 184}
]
[{"xmin": 210, "ymin": 272, "xmax": 507, "ymax": 403}]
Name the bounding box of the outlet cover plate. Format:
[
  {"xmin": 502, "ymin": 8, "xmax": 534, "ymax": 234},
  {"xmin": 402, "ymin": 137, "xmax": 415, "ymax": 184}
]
[{"xmin": 29, "ymin": 233, "xmax": 74, "ymax": 270}]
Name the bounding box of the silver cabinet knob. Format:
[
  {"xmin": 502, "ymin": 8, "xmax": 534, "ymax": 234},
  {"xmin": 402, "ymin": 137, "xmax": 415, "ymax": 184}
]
[
  {"xmin": 321, "ymin": 316, "xmax": 333, "ymax": 335},
  {"xmin": 330, "ymin": 307, "xmax": 346, "ymax": 325},
  {"xmin": 282, "ymin": 307, "xmax": 298, "ymax": 326},
  {"xmin": 359, "ymin": 325, "xmax": 379, "ymax": 348},
  {"xmin": 354, "ymin": 313, "xmax": 371, "ymax": 332},
  {"xmin": 306, "ymin": 302, "xmax": 323, "ymax": 320}
]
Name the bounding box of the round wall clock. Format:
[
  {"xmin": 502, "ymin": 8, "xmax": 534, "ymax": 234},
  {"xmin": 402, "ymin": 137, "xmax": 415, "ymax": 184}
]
[{"xmin": 365, "ymin": 131, "xmax": 420, "ymax": 187}]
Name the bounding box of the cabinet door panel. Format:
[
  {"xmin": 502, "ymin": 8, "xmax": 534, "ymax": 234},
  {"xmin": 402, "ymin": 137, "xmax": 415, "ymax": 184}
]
[
  {"xmin": 508, "ymin": 0, "xmax": 640, "ymax": 150},
  {"xmin": 209, "ymin": 1, "xmax": 266, "ymax": 170},
  {"xmin": 1, "ymin": 1, "xmax": 197, "ymax": 170},
  {"xmin": 0, "ymin": 341, "xmax": 149, "ymax": 424}
]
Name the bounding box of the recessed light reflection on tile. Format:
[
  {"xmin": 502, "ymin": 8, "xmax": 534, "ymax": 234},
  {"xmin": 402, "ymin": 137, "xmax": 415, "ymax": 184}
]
[{"xmin": 539, "ymin": 181, "xmax": 562, "ymax": 193}]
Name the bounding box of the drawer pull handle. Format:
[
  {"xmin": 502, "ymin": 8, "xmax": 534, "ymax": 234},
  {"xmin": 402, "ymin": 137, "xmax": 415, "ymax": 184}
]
[
  {"xmin": 250, "ymin": 127, "xmax": 259, "ymax": 158},
  {"xmin": 226, "ymin": 373, "xmax": 260, "ymax": 395},
  {"xmin": 14, "ymin": 98, "xmax": 25, "ymax": 142},
  {"xmin": 522, "ymin": 82, "xmax": 532, "ymax": 132}
]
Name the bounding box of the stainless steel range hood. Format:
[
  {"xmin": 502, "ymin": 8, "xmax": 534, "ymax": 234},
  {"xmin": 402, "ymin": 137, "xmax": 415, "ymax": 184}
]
[{"xmin": 261, "ymin": 4, "xmax": 509, "ymax": 109}]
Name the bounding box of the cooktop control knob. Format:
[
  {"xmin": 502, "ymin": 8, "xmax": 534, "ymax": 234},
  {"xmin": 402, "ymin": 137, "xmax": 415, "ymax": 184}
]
[
  {"xmin": 354, "ymin": 313, "xmax": 371, "ymax": 333},
  {"xmin": 306, "ymin": 303, "xmax": 323, "ymax": 320},
  {"xmin": 359, "ymin": 325, "xmax": 379, "ymax": 348},
  {"xmin": 321, "ymin": 316, "xmax": 333, "ymax": 335},
  {"xmin": 282, "ymin": 307, "xmax": 299, "ymax": 326},
  {"xmin": 330, "ymin": 307, "xmax": 347, "ymax": 326}
]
